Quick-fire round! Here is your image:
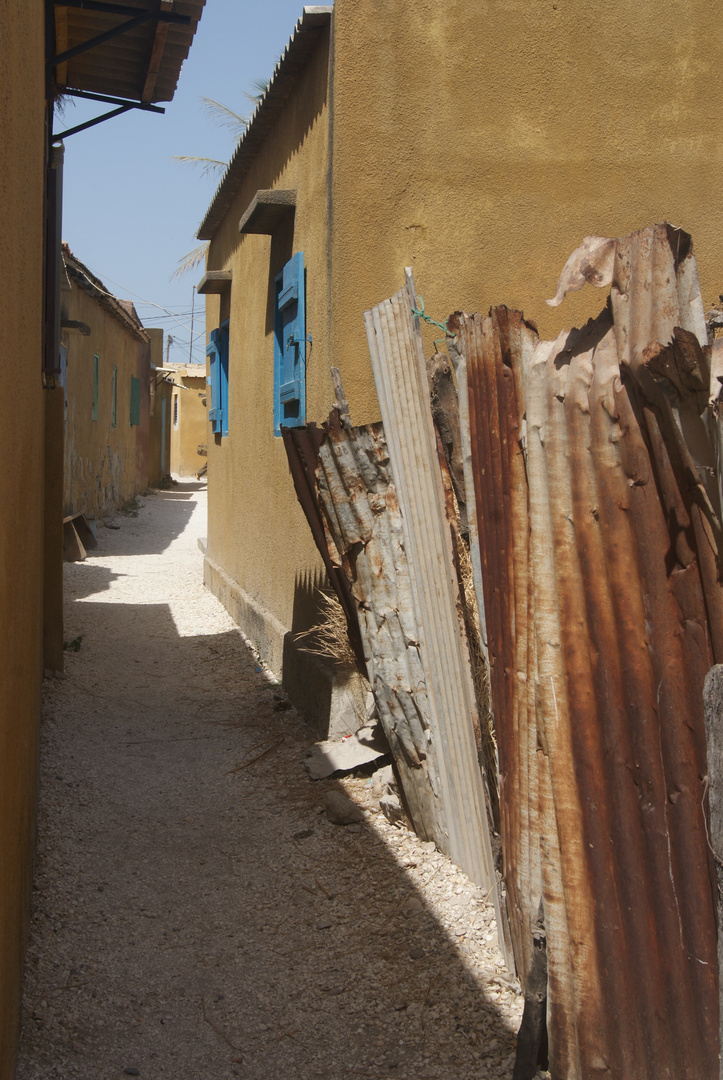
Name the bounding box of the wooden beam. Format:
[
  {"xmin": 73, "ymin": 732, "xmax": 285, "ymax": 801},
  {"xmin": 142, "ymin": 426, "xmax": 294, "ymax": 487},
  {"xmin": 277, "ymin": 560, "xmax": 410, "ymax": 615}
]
[
  {"xmin": 55, "ymin": 3, "xmax": 69, "ymax": 87},
  {"xmin": 141, "ymin": 0, "xmax": 172, "ymax": 102}
]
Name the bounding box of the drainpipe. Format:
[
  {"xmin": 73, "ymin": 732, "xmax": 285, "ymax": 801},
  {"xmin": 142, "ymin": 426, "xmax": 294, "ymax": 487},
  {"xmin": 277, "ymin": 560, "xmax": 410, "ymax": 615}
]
[{"xmin": 44, "ymin": 142, "xmax": 64, "ymax": 381}]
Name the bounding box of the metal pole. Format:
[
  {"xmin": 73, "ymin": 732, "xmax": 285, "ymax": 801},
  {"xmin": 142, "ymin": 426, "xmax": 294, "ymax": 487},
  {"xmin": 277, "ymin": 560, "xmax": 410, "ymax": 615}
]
[
  {"xmin": 188, "ymin": 285, "xmax": 196, "ymax": 364},
  {"xmin": 166, "ymin": 334, "xmax": 173, "ymax": 364}
]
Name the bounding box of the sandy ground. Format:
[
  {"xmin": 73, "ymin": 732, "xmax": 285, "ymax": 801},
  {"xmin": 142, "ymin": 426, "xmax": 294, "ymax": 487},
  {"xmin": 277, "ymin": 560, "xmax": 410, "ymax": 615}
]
[{"xmin": 16, "ymin": 483, "xmax": 527, "ymax": 1080}]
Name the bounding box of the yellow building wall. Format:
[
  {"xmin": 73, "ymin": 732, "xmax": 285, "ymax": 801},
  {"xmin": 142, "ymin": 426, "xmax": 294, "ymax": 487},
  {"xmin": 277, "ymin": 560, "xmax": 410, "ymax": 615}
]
[
  {"xmin": 62, "ymin": 285, "xmax": 149, "ymax": 518},
  {"xmin": 204, "ymin": 24, "xmax": 333, "ymax": 676},
  {"xmin": 204, "ymin": 1, "xmax": 723, "ymax": 705},
  {"xmin": 168, "ymin": 368, "xmax": 207, "ymax": 476},
  {"xmin": 0, "ymin": 2, "xmax": 46, "ymax": 1075},
  {"xmin": 330, "ymin": 0, "xmax": 723, "ymax": 410},
  {"xmin": 147, "ymin": 329, "xmax": 171, "ymax": 487}
]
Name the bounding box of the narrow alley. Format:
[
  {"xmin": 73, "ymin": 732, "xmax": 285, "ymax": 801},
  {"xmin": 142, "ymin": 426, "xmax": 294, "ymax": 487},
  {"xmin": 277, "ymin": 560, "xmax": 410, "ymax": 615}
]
[{"xmin": 16, "ymin": 484, "xmax": 522, "ymax": 1080}]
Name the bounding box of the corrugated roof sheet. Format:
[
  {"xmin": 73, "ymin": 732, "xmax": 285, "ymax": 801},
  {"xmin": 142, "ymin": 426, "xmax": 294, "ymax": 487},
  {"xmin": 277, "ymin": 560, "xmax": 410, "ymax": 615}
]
[
  {"xmin": 62, "ymin": 244, "xmax": 149, "ymax": 342},
  {"xmin": 450, "ymin": 223, "xmax": 720, "ymax": 1079},
  {"xmin": 53, "ymin": 0, "xmax": 205, "ymax": 104},
  {"xmin": 197, "ymin": 7, "xmax": 332, "ymax": 241}
]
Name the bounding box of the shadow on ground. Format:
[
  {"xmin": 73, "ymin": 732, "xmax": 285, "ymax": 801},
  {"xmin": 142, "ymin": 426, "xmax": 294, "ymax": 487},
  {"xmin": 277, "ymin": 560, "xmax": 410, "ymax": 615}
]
[
  {"xmin": 96, "ymin": 482, "xmax": 207, "ymax": 557},
  {"xmin": 19, "ymin": 588, "xmax": 520, "ymax": 1080}
]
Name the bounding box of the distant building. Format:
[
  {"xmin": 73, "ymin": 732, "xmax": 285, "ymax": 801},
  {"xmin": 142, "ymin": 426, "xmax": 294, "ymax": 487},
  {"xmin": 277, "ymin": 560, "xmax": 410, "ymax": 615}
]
[
  {"xmin": 148, "ymin": 330, "xmax": 173, "ymax": 489},
  {"xmin": 162, "ymin": 363, "xmax": 208, "ymax": 477},
  {"xmin": 61, "ymin": 246, "xmax": 152, "ymax": 519}
]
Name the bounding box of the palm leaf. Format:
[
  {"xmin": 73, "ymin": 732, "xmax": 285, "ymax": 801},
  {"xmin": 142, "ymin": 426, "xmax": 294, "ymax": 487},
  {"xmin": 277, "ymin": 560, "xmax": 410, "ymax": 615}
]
[
  {"xmin": 200, "ymin": 97, "xmax": 249, "ymax": 137},
  {"xmin": 172, "ymin": 155, "xmax": 227, "ymax": 180},
  {"xmin": 171, "ymin": 241, "xmax": 210, "ymax": 280}
]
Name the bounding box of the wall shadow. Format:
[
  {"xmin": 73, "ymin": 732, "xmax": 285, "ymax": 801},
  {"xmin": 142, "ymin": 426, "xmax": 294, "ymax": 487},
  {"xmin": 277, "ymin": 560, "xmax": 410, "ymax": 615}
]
[
  {"xmin": 64, "ymin": 562, "xmax": 125, "ymax": 601},
  {"xmin": 283, "ymin": 568, "xmax": 357, "ymax": 740},
  {"xmin": 18, "ymin": 591, "xmax": 521, "ymax": 1080},
  {"xmin": 85, "ymin": 488, "xmax": 203, "ymax": 557}
]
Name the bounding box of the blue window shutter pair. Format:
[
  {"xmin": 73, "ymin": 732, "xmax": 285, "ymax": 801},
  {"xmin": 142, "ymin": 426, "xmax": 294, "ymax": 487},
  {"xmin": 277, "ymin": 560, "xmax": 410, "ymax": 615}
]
[
  {"xmin": 274, "ymin": 252, "xmax": 307, "ymax": 436},
  {"xmin": 207, "ymin": 320, "xmax": 229, "ymax": 436}
]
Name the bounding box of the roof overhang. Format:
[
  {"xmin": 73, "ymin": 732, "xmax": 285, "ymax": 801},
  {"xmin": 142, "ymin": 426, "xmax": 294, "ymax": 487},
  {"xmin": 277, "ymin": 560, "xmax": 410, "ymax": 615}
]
[
  {"xmin": 50, "ymin": 0, "xmax": 205, "ymax": 114},
  {"xmin": 197, "ymin": 7, "xmax": 332, "ymax": 241}
]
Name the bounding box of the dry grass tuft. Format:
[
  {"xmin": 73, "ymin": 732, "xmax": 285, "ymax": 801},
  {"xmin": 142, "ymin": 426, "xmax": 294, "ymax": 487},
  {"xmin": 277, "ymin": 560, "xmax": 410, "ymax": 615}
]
[{"xmin": 295, "ymin": 590, "xmax": 359, "ymax": 672}]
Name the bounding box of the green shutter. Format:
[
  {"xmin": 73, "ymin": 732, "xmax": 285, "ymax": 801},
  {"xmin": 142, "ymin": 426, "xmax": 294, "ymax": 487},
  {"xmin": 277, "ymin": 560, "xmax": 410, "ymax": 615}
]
[
  {"xmin": 92, "ymin": 354, "xmax": 99, "ymax": 421},
  {"xmin": 129, "ymin": 376, "xmax": 141, "ymax": 427}
]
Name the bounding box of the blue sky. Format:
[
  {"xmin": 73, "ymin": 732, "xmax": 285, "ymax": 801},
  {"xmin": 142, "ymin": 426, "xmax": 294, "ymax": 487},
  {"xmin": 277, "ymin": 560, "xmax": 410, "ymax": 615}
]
[{"xmin": 60, "ymin": 1, "xmax": 312, "ymax": 364}]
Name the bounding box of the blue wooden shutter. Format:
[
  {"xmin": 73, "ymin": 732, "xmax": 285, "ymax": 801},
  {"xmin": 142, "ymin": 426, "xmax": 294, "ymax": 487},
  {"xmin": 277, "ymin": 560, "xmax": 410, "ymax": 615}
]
[
  {"xmin": 207, "ymin": 328, "xmax": 222, "ymax": 434},
  {"xmin": 219, "ymin": 320, "xmax": 230, "ymax": 437},
  {"xmin": 274, "ymin": 251, "xmax": 306, "ymax": 435}
]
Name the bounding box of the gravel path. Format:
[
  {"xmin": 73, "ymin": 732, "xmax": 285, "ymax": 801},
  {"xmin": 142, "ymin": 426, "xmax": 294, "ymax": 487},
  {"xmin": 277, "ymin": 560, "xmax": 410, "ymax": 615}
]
[{"xmin": 16, "ymin": 483, "xmax": 526, "ymax": 1080}]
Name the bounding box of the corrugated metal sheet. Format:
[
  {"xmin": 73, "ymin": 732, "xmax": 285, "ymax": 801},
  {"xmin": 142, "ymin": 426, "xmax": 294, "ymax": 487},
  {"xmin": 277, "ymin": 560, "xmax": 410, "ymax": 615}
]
[
  {"xmin": 281, "ymin": 420, "xmax": 366, "ymax": 673},
  {"xmin": 315, "ymin": 422, "xmax": 446, "ymax": 841},
  {"xmin": 450, "ymin": 223, "xmax": 720, "ymax": 1079},
  {"xmin": 364, "ymin": 269, "xmax": 496, "ymax": 893},
  {"xmin": 62, "ymin": 246, "xmax": 149, "ymax": 342},
  {"xmin": 54, "ymin": 1, "xmax": 205, "ymax": 104}
]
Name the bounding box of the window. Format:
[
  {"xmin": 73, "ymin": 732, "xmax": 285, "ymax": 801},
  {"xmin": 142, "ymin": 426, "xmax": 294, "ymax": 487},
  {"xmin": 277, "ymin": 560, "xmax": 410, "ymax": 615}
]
[
  {"xmin": 173, "ymin": 393, "xmax": 179, "ymax": 428},
  {"xmin": 129, "ymin": 375, "xmax": 141, "ymax": 427},
  {"xmin": 273, "ymin": 251, "xmax": 307, "ymax": 436},
  {"xmin": 111, "ymin": 366, "xmax": 117, "ymax": 427},
  {"xmin": 92, "ymin": 353, "xmax": 99, "ymax": 421},
  {"xmin": 206, "ymin": 318, "xmax": 229, "ymax": 437}
]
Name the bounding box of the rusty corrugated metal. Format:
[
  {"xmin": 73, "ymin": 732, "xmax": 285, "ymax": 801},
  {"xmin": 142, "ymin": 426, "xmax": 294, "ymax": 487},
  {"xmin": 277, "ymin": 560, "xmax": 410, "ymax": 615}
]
[
  {"xmin": 315, "ymin": 422, "xmax": 446, "ymax": 842},
  {"xmin": 282, "ymin": 421, "xmax": 366, "ymax": 672},
  {"xmin": 450, "ymin": 223, "xmax": 720, "ymax": 1079}
]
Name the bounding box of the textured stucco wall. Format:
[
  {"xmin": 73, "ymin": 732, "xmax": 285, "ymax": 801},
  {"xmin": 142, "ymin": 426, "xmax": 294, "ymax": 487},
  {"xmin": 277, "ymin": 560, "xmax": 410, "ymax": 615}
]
[
  {"xmin": 204, "ymin": 25, "xmax": 333, "ymax": 678},
  {"xmin": 330, "ymin": 0, "xmax": 723, "ymax": 421},
  {"xmin": 204, "ymin": 0, "xmax": 723, "ymax": 705},
  {"xmin": 0, "ymin": 2, "xmax": 46, "ymax": 1075},
  {"xmin": 62, "ymin": 284, "xmax": 150, "ymax": 518}
]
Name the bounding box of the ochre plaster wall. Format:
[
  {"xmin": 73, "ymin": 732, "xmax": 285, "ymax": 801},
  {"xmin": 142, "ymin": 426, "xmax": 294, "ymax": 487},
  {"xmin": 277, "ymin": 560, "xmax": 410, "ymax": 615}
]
[
  {"xmin": 330, "ymin": 0, "xmax": 723, "ymax": 421},
  {"xmin": 204, "ymin": 0, "xmax": 723, "ymax": 702},
  {"xmin": 204, "ymin": 26, "xmax": 333, "ymax": 676},
  {"xmin": 147, "ymin": 329, "xmax": 170, "ymax": 487},
  {"xmin": 0, "ymin": 2, "xmax": 46, "ymax": 1075},
  {"xmin": 63, "ymin": 285, "xmax": 149, "ymax": 518},
  {"xmin": 168, "ymin": 368, "xmax": 207, "ymax": 476}
]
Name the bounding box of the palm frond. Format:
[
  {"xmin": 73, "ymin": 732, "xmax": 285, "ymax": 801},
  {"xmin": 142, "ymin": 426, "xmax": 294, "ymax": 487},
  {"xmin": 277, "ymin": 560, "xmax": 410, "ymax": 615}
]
[
  {"xmin": 171, "ymin": 241, "xmax": 209, "ymax": 280},
  {"xmin": 172, "ymin": 155, "xmax": 228, "ymax": 181},
  {"xmin": 200, "ymin": 97, "xmax": 249, "ymax": 137},
  {"xmin": 243, "ymin": 78, "xmax": 270, "ymax": 108}
]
